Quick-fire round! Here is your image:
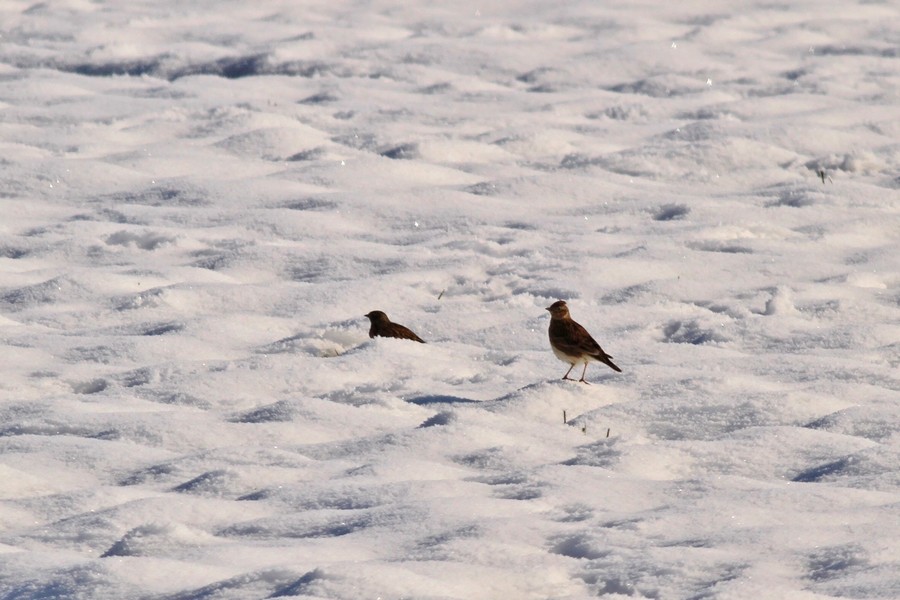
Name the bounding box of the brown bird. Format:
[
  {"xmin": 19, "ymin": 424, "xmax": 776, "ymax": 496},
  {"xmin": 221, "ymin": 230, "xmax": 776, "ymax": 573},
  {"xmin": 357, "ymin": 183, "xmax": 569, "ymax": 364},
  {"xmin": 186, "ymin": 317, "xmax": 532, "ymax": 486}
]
[
  {"xmin": 365, "ymin": 310, "xmax": 425, "ymax": 343},
  {"xmin": 546, "ymin": 300, "xmax": 621, "ymax": 383}
]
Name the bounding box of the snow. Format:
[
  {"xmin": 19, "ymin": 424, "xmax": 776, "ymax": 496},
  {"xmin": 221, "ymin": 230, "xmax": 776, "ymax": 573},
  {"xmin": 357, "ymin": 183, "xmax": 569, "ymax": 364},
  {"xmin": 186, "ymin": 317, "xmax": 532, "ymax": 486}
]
[{"xmin": 1, "ymin": 0, "xmax": 898, "ymax": 598}]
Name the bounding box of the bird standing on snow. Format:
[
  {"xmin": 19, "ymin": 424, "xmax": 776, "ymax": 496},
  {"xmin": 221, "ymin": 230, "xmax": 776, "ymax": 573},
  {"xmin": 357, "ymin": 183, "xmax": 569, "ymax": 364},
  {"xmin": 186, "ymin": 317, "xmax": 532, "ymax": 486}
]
[
  {"xmin": 546, "ymin": 300, "xmax": 621, "ymax": 383},
  {"xmin": 365, "ymin": 310, "xmax": 426, "ymax": 343}
]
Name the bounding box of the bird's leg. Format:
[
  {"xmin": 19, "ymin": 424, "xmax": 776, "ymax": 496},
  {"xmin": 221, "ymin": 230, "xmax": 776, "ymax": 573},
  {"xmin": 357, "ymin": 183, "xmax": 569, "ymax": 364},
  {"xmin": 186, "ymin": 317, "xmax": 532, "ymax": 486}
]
[
  {"xmin": 578, "ymin": 363, "xmax": 591, "ymax": 384},
  {"xmin": 562, "ymin": 363, "xmax": 576, "ymax": 380}
]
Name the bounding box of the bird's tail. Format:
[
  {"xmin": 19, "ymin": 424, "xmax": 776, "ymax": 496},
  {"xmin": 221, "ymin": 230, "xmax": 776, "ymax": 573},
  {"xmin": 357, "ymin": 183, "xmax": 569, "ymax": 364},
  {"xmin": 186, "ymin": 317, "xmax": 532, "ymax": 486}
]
[{"xmin": 597, "ymin": 353, "xmax": 622, "ymax": 373}]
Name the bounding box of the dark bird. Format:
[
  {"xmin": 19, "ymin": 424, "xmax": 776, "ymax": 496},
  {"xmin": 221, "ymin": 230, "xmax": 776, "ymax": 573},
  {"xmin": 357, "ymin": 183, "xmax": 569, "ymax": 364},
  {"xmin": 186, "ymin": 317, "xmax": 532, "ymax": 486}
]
[
  {"xmin": 365, "ymin": 310, "xmax": 425, "ymax": 343},
  {"xmin": 546, "ymin": 300, "xmax": 621, "ymax": 383}
]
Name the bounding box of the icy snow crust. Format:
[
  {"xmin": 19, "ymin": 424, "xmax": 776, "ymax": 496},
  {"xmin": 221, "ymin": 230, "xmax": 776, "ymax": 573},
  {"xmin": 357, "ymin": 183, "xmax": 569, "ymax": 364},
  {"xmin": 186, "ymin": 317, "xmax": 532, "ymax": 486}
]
[{"xmin": 1, "ymin": 1, "xmax": 898, "ymax": 598}]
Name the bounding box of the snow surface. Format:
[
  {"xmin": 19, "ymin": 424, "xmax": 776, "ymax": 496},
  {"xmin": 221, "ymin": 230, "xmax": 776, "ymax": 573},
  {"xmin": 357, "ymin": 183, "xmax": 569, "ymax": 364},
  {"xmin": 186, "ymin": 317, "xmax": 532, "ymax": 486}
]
[{"xmin": 1, "ymin": 0, "xmax": 899, "ymax": 598}]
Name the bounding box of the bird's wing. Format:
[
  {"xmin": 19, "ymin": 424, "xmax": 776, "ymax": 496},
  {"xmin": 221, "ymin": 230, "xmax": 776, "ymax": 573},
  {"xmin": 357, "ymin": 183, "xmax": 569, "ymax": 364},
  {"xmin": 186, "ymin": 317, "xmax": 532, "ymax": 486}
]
[
  {"xmin": 554, "ymin": 320, "xmax": 622, "ymax": 372},
  {"xmin": 549, "ymin": 320, "xmax": 600, "ymax": 355},
  {"xmin": 389, "ymin": 324, "xmax": 426, "ymax": 343}
]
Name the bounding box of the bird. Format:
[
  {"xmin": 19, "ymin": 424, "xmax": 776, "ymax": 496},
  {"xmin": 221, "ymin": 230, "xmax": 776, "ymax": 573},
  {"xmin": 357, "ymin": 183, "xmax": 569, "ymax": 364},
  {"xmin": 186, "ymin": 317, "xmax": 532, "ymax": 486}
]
[
  {"xmin": 546, "ymin": 300, "xmax": 621, "ymax": 383},
  {"xmin": 364, "ymin": 310, "xmax": 425, "ymax": 343}
]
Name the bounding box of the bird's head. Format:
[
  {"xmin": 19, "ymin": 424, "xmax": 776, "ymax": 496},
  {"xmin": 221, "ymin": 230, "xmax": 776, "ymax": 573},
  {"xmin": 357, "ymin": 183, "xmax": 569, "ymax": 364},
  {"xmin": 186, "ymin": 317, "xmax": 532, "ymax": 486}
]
[
  {"xmin": 545, "ymin": 300, "xmax": 570, "ymax": 319},
  {"xmin": 365, "ymin": 310, "xmax": 389, "ymax": 323}
]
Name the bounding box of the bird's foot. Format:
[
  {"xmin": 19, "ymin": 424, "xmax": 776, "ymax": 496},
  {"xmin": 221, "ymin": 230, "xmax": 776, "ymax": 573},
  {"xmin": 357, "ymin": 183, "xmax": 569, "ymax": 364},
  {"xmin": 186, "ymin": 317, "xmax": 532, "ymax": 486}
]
[{"xmin": 578, "ymin": 378, "xmax": 592, "ymax": 385}]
